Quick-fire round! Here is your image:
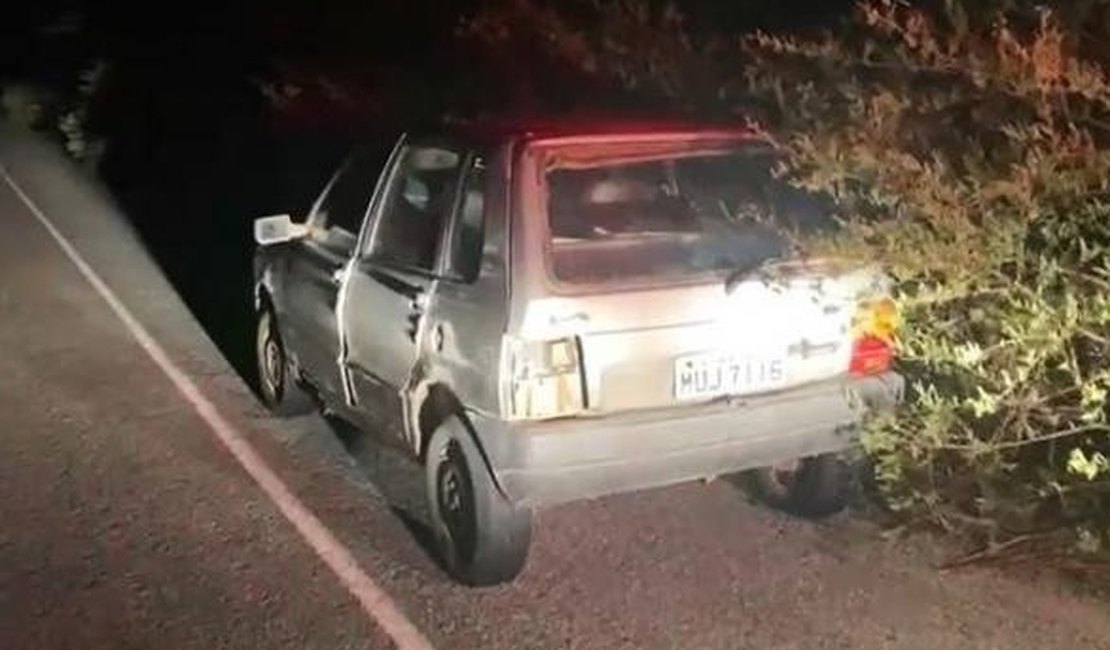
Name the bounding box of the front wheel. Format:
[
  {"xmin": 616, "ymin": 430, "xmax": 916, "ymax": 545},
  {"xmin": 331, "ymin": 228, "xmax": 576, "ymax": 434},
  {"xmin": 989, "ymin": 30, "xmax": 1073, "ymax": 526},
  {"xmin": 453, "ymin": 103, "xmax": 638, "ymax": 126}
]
[
  {"xmin": 425, "ymin": 418, "xmax": 532, "ymax": 586},
  {"xmin": 255, "ymin": 307, "xmax": 315, "ymax": 417},
  {"xmin": 745, "ymin": 452, "xmax": 855, "ymax": 518}
]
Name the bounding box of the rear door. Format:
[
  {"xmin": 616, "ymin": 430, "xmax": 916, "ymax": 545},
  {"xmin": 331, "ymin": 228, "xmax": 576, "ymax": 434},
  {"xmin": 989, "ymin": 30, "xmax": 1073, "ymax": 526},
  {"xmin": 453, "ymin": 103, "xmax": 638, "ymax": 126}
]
[{"xmin": 339, "ymin": 142, "xmax": 468, "ymax": 444}]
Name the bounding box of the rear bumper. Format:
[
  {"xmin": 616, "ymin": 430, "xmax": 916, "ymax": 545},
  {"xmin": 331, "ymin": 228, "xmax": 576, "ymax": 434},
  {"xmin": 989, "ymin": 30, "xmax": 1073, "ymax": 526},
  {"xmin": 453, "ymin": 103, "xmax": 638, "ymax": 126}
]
[{"xmin": 469, "ymin": 372, "xmax": 903, "ymax": 507}]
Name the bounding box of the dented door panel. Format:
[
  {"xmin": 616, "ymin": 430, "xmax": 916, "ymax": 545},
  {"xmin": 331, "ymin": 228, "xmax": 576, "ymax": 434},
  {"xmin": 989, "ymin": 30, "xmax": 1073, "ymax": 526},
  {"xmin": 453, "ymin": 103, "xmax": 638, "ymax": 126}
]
[
  {"xmin": 342, "ymin": 262, "xmax": 435, "ymax": 442},
  {"xmin": 339, "ymin": 141, "xmax": 470, "ymax": 447}
]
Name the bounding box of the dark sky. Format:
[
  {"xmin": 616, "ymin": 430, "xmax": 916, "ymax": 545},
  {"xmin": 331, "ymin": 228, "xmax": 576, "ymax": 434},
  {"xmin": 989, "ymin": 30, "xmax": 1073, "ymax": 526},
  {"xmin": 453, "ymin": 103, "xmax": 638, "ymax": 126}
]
[
  {"xmin": 1, "ymin": 0, "xmax": 854, "ymax": 80},
  {"xmin": 0, "ymin": 0, "xmax": 861, "ymax": 153}
]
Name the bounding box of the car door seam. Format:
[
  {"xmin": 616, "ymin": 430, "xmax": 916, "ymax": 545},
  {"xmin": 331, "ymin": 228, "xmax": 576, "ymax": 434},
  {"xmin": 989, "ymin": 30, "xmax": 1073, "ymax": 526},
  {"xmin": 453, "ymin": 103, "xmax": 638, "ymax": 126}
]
[{"xmin": 335, "ymin": 256, "xmax": 358, "ymax": 407}]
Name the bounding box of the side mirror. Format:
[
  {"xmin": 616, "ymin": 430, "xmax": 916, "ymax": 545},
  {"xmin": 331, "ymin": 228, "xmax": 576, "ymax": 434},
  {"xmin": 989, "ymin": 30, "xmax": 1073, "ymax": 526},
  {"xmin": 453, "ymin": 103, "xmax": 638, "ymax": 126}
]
[{"xmin": 254, "ymin": 214, "xmax": 309, "ymax": 246}]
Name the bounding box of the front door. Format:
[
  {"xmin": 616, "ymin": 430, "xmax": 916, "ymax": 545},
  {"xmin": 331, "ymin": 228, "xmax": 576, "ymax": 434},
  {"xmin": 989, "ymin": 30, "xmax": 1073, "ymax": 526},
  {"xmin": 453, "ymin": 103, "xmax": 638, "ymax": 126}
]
[
  {"xmin": 283, "ymin": 144, "xmax": 394, "ymax": 401},
  {"xmin": 339, "ymin": 143, "xmax": 468, "ymax": 444}
]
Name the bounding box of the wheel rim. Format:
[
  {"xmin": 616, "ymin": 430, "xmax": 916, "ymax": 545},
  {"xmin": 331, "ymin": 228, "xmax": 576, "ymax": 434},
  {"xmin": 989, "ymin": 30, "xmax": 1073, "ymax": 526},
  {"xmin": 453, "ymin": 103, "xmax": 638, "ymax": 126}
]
[
  {"xmin": 436, "ymin": 441, "xmax": 477, "ymax": 570},
  {"xmin": 258, "ymin": 315, "xmax": 284, "ymax": 401},
  {"xmin": 769, "ymin": 458, "xmax": 803, "ymax": 492}
]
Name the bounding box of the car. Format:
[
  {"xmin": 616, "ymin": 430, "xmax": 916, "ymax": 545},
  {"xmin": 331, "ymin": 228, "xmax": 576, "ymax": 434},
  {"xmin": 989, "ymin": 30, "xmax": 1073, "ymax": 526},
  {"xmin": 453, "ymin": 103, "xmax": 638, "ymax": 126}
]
[{"xmin": 251, "ymin": 117, "xmax": 905, "ymax": 586}]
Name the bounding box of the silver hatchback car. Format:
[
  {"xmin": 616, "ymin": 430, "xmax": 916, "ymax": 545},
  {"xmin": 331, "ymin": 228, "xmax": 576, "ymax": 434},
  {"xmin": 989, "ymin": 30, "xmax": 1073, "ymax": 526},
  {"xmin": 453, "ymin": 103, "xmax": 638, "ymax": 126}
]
[{"xmin": 252, "ymin": 118, "xmax": 904, "ymax": 586}]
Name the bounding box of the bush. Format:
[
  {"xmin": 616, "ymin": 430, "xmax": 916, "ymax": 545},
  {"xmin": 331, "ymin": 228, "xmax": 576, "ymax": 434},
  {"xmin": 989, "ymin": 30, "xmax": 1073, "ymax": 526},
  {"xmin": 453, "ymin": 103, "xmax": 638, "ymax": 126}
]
[
  {"xmin": 465, "ymin": 0, "xmax": 1110, "ymax": 556},
  {"xmin": 56, "ymin": 59, "xmax": 107, "ymax": 165},
  {"xmin": 1, "ymin": 58, "xmax": 108, "ymax": 169},
  {"xmin": 744, "ymin": 0, "xmax": 1110, "ymax": 554},
  {"xmin": 0, "ymin": 82, "xmax": 56, "ymax": 129}
]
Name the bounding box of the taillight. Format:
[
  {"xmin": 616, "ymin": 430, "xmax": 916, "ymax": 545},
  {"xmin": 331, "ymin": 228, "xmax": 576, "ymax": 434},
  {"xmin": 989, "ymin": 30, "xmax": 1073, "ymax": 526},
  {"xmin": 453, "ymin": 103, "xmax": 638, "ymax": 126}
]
[
  {"xmin": 850, "ymin": 297, "xmax": 899, "ymax": 376},
  {"xmin": 506, "ymin": 336, "xmax": 587, "ymax": 420},
  {"xmin": 850, "ymin": 335, "xmax": 894, "ymax": 375}
]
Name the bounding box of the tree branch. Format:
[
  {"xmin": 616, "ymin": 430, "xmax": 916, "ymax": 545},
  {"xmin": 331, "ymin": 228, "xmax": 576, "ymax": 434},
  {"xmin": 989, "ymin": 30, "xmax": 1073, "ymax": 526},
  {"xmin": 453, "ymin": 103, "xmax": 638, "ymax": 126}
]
[{"xmin": 942, "ymin": 424, "xmax": 1110, "ymax": 453}]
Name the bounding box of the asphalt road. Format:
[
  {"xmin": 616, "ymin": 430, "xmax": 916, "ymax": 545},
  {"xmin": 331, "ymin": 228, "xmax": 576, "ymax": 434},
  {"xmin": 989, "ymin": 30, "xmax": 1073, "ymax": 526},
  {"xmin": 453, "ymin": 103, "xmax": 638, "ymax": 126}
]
[{"xmin": 1, "ymin": 128, "xmax": 1108, "ymax": 650}]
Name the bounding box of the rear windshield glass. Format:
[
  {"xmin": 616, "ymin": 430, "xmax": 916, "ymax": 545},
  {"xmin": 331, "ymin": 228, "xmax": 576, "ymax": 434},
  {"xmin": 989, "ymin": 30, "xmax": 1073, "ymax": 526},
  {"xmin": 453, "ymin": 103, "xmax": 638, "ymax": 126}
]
[{"xmin": 544, "ymin": 146, "xmax": 834, "ymax": 286}]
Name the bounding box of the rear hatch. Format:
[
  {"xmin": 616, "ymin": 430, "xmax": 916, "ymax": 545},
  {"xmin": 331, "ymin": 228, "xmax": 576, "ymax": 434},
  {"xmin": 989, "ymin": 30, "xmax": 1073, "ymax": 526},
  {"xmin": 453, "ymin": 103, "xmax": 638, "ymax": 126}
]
[
  {"xmin": 528, "ymin": 262, "xmax": 883, "ymax": 413},
  {"xmin": 524, "ymin": 132, "xmax": 888, "ymax": 414}
]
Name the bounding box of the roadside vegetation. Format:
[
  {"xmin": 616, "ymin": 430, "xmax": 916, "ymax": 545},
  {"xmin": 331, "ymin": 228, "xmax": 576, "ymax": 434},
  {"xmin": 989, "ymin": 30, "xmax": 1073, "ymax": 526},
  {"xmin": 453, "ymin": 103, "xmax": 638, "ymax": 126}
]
[{"xmin": 748, "ymin": 0, "xmax": 1110, "ymax": 574}]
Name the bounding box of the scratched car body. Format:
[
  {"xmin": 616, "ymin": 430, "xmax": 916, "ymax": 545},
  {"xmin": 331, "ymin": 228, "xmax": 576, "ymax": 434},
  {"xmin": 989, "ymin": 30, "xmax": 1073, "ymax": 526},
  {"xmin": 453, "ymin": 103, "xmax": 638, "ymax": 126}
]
[{"xmin": 251, "ymin": 118, "xmax": 904, "ymax": 586}]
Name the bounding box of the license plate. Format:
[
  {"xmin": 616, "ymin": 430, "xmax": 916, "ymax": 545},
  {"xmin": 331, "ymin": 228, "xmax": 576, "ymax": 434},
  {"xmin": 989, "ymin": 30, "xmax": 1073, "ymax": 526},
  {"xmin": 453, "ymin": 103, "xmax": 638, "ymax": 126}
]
[{"xmin": 674, "ymin": 353, "xmax": 786, "ymax": 400}]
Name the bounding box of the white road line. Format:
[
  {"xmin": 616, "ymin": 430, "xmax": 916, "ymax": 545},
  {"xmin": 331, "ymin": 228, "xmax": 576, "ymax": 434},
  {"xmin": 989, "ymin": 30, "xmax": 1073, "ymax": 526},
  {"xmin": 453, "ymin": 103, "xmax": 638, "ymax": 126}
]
[{"xmin": 1, "ymin": 165, "xmax": 436, "ymax": 650}]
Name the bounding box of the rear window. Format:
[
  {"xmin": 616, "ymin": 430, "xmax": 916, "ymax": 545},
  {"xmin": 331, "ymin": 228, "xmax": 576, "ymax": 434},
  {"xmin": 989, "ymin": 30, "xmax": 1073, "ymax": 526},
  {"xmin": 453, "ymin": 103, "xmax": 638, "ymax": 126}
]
[{"xmin": 543, "ymin": 145, "xmax": 834, "ymax": 286}]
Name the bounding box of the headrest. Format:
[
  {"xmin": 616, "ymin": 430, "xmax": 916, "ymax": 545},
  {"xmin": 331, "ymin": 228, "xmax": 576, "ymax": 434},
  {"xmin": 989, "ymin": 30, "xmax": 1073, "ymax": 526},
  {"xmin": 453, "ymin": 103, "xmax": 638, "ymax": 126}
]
[
  {"xmin": 408, "ymin": 147, "xmax": 460, "ymax": 172},
  {"xmin": 582, "ymin": 178, "xmax": 655, "ymax": 204}
]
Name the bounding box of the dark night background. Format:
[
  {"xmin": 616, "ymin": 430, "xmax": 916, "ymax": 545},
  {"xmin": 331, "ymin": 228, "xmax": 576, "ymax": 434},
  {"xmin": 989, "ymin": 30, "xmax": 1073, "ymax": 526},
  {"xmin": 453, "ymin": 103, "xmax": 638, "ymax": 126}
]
[{"xmin": 0, "ymin": 0, "xmax": 855, "ymax": 382}]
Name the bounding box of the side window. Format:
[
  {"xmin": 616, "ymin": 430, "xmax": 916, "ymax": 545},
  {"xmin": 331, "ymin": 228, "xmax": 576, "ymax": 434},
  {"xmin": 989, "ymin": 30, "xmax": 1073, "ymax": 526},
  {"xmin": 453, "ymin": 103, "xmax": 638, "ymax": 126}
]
[
  {"xmin": 368, "ymin": 145, "xmax": 465, "ymax": 272},
  {"xmin": 313, "ymin": 147, "xmax": 388, "ymax": 246},
  {"xmin": 445, "ymin": 156, "xmax": 486, "ymax": 282}
]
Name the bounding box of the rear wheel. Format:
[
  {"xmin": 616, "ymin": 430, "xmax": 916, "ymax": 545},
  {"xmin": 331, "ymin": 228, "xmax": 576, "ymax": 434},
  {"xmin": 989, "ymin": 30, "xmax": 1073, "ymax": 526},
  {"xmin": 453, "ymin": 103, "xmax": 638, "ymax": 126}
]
[
  {"xmin": 255, "ymin": 307, "xmax": 315, "ymax": 417},
  {"xmin": 425, "ymin": 418, "xmax": 532, "ymax": 586},
  {"xmin": 746, "ymin": 452, "xmax": 855, "ymax": 518}
]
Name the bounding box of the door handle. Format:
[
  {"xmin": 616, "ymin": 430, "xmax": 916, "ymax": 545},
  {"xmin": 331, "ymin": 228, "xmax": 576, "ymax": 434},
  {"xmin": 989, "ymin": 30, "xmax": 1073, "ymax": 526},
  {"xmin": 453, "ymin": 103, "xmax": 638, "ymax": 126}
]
[
  {"xmin": 330, "ymin": 268, "xmax": 345, "ymax": 286},
  {"xmin": 432, "ymin": 322, "xmax": 445, "ymax": 352},
  {"xmin": 409, "ymin": 291, "xmax": 429, "ymax": 312}
]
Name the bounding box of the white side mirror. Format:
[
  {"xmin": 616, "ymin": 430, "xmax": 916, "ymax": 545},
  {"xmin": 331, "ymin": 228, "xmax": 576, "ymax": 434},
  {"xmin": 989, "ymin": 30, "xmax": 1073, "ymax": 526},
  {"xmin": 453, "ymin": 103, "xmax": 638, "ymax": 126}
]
[{"xmin": 254, "ymin": 214, "xmax": 309, "ymax": 246}]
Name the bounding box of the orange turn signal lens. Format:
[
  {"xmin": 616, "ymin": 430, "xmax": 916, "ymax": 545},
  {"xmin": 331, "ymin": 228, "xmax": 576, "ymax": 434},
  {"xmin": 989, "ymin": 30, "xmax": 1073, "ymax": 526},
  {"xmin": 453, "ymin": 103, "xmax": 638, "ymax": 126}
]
[
  {"xmin": 854, "ymin": 296, "xmax": 899, "ymax": 343},
  {"xmin": 849, "ymin": 296, "xmax": 899, "ymax": 376}
]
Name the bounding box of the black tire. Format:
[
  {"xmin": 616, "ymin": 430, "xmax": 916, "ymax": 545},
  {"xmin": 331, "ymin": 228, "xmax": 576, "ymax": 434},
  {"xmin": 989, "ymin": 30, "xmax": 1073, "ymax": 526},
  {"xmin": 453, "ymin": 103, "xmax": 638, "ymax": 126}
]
[
  {"xmin": 425, "ymin": 417, "xmax": 532, "ymax": 587},
  {"xmin": 745, "ymin": 452, "xmax": 855, "ymax": 518},
  {"xmin": 255, "ymin": 307, "xmax": 315, "ymax": 417}
]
